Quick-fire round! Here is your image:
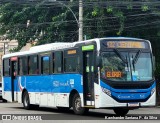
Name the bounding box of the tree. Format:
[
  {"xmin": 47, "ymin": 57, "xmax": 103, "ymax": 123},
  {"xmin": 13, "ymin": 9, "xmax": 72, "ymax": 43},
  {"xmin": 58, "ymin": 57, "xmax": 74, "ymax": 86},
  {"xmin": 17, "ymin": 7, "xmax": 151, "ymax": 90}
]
[
  {"xmin": 0, "ymin": 1, "xmax": 79, "ymax": 50},
  {"xmin": 1, "ymin": 0, "xmax": 160, "ymax": 76}
]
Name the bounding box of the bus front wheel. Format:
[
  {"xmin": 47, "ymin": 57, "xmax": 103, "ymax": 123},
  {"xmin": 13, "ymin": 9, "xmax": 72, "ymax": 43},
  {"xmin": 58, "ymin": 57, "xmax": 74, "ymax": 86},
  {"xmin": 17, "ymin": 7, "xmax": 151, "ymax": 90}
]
[
  {"xmin": 113, "ymin": 108, "xmax": 129, "ymax": 116},
  {"xmin": 23, "ymin": 91, "xmax": 31, "ymax": 110},
  {"xmin": 72, "ymin": 93, "xmax": 89, "ymax": 115}
]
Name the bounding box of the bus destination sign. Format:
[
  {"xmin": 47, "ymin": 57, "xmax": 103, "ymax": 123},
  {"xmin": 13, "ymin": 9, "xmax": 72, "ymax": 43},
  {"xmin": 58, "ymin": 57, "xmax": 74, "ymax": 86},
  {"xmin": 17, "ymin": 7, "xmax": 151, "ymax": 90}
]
[
  {"xmin": 67, "ymin": 50, "xmax": 77, "ymax": 54},
  {"xmin": 107, "ymin": 41, "xmax": 146, "ymax": 48}
]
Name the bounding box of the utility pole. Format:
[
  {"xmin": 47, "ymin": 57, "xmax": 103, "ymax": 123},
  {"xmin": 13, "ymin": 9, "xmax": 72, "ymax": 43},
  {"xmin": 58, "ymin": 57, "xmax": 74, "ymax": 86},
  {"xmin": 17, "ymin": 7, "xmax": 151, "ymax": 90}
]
[
  {"xmin": 2, "ymin": 41, "xmax": 9, "ymax": 55},
  {"xmin": 78, "ymin": 0, "xmax": 83, "ymax": 41},
  {"xmin": 3, "ymin": 43, "xmax": 5, "ymax": 55}
]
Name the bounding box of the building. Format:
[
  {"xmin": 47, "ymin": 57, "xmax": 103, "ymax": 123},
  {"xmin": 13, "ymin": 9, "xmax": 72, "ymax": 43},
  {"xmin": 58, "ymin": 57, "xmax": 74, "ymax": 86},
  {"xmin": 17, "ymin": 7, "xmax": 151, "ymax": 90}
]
[
  {"xmin": 0, "ymin": 38, "xmax": 35, "ymax": 81},
  {"xmin": 0, "ymin": 38, "xmax": 18, "ymax": 81}
]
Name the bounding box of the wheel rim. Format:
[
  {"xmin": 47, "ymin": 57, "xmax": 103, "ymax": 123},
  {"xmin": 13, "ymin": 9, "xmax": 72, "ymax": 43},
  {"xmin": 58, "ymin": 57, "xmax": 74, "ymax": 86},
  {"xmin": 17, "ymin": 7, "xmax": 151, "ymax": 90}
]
[{"xmin": 75, "ymin": 97, "xmax": 81, "ymax": 111}]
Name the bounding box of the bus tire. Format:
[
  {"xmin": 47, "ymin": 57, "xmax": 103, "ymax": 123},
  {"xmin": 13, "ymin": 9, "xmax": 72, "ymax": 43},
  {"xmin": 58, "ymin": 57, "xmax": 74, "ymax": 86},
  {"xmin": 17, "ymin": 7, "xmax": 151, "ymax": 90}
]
[
  {"xmin": 72, "ymin": 93, "xmax": 89, "ymax": 115},
  {"xmin": 2, "ymin": 99, "xmax": 7, "ymax": 103},
  {"xmin": 114, "ymin": 108, "xmax": 129, "ymax": 116},
  {"xmin": 22, "ymin": 91, "xmax": 31, "ymax": 110}
]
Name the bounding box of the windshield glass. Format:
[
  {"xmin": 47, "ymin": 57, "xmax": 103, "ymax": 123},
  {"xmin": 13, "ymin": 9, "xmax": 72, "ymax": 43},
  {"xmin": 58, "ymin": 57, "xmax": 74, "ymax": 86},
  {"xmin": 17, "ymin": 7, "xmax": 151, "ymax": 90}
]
[
  {"xmin": 130, "ymin": 52, "xmax": 152, "ymax": 81},
  {"xmin": 100, "ymin": 51, "xmax": 152, "ymax": 81}
]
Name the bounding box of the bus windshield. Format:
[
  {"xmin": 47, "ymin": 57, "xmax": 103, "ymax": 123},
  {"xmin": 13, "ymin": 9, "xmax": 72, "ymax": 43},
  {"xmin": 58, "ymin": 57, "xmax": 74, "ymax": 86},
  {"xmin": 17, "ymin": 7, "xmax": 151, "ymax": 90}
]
[{"xmin": 100, "ymin": 51, "xmax": 153, "ymax": 81}]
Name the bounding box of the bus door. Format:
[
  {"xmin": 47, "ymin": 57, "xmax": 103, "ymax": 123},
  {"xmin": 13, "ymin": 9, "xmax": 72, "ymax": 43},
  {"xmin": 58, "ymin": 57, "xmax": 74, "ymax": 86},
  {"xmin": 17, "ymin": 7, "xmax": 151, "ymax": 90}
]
[
  {"xmin": 83, "ymin": 48, "xmax": 95, "ymax": 106},
  {"xmin": 10, "ymin": 57, "xmax": 18, "ymax": 102}
]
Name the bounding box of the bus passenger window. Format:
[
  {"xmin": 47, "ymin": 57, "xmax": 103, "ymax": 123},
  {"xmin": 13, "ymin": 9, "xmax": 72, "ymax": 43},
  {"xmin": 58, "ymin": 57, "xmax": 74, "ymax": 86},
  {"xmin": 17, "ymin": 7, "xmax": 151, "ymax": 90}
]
[
  {"xmin": 19, "ymin": 58, "xmax": 23, "ymax": 75},
  {"xmin": 3, "ymin": 59, "xmax": 10, "ymax": 76},
  {"xmin": 54, "ymin": 51, "xmax": 63, "ymax": 73},
  {"xmin": 64, "ymin": 56, "xmax": 80, "ymax": 73},
  {"xmin": 12, "ymin": 62, "xmax": 17, "ymax": 77},
  {"xmin": 18, "ymin": 57, "xmax": 28, "ymax": 75},
  {"xmin": 28, "ymin": 55, "xmax": 38, "ymax": 75},
  {"xmin": 41, "ymin": 56, "xmax": 50, "ymax": 74}
]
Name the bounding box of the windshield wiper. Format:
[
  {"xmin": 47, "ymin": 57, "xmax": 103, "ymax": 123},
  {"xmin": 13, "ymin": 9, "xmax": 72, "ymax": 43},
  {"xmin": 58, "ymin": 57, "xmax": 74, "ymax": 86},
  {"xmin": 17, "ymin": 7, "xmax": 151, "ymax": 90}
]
[
  {"xmin": 114, "ymin": 49, "xmax": 128, "ymax": 64},
  {"xmin": 132, "ymin": 50, "xmax": 141, "ymax": 65},
  {"xmin": 132, "ymin": 50, "xmax": 141, "ymax": 71}
]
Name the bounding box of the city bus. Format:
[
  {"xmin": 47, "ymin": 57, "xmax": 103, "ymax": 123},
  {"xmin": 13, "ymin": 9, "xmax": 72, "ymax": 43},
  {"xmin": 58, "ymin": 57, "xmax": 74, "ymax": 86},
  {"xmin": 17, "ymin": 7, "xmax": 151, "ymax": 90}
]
[{"xmin": 2, "ymin": 37, "xmax": 155, "ymax": 115}]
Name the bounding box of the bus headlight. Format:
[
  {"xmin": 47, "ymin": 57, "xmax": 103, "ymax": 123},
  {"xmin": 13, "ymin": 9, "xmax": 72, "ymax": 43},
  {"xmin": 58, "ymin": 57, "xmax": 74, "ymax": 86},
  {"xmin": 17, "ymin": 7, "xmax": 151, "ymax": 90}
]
[
  {"xmin": 102, "ymin": 87, "xmax": 111, "ymax": 96},
  {"xmin": 151, "ymin": 88, "xmax": 155, "ymax": 95}
]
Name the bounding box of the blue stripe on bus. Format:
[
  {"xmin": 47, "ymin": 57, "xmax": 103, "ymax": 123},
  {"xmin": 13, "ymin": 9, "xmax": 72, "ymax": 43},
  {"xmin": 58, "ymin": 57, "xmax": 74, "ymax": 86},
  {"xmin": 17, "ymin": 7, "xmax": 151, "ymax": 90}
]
[
  {"xmin": 3, "ymin": 74, "xmax": 83, "ymax": 93},
  {"xmin": 100, "ymin": 80, "xmax": 155, "ymax": 100}
]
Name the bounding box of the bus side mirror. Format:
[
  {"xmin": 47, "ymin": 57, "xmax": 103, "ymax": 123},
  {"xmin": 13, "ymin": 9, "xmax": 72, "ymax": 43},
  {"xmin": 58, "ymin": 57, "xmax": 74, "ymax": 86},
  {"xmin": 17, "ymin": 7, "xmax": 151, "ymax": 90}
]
[
  {"xmin": 96, "ymin": 56, "xmax": 102, "ymax": 67},
  {"xmin": 153, "ymin": 56, "xmax": 156, "ymax": 71}
]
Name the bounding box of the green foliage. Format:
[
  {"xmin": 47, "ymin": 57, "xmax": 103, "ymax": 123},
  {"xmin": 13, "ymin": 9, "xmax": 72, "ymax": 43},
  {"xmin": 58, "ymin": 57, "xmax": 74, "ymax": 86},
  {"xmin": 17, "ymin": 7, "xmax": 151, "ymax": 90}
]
[
  {"xmin": 0, "ymin": 2, "xmax": 79, "ymax": 49},
  {"xmin": 1, "ymin": 0, "xmax": 160, "ymax": 76},
  {"xmin": 113, "ymin": 11, "xmax": 125, "ymax": 35},
  {"xmin": 141, "ymin": 5, "xmax": 149, "ymax": 12},
  {"xmin": 127, "ymin": 5, "xmax": 133, "ymax": 10},
  {"xmin": 107, "ymin": 6, "xmax": 113, "ymax": 13},
  {"xmin": 92, "ymin": 10, "xmax": 97, "ymax": 17}
]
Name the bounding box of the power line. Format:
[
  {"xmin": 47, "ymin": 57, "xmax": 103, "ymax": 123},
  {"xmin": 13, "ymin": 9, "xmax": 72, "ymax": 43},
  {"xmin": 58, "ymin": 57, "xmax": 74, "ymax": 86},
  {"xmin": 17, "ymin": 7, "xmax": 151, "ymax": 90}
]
[
  {"xmin": 1, "ymin": 1, "xmax": 160, "ymax": 38},
  {"xmin": 1, "ymin": 0, "xmax": 160, "ymax": 7},
  {"xmin": 2, "ymin": 11, "xmax": 159, "ymax": 27}
]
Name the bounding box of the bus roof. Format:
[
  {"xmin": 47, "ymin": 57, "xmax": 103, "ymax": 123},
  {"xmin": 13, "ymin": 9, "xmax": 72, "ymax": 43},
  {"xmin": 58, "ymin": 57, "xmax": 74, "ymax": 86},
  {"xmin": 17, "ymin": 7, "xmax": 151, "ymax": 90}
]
[
  {"xmin": 100, "ymin": 37, "xmax": 146, "ymax": 40},
  {"xmin": 2, "ymin": 37, "xmax": 149, "ymax": 59},
  {"xmin": 2, "ymin": 42, "xmax": 75, "ymax": 59}
]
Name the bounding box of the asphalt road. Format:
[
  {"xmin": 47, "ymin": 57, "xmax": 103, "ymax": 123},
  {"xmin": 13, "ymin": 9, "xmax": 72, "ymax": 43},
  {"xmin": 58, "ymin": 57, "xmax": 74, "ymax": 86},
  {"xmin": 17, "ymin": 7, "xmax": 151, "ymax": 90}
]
[{"xmin": 0, "ymin": 101, "xmax": 160, "ymax": 123}]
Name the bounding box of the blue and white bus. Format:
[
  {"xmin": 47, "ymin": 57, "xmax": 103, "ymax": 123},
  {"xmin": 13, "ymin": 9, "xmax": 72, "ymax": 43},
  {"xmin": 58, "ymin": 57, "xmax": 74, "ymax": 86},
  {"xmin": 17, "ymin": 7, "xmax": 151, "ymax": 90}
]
[{"xmin": 2, "ymin": 37, "xmax": 155, "ymax": 115}]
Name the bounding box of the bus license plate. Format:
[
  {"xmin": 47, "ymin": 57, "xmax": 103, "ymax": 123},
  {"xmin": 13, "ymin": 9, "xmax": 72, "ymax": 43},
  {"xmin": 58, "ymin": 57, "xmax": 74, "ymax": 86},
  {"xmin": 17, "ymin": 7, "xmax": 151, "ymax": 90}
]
[{"xmin": 128, "ymin": 103, "xmax": 139, "ymax": 107}]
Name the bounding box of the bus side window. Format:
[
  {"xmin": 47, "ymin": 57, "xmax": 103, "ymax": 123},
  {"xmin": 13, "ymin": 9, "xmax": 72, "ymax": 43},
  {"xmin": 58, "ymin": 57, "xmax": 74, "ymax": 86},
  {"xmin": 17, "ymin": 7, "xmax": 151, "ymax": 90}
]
[
  {"xmin": 41, "ymin": 56, "xmax": 50, "ymax": 74},
  {"xmin": 54, "ymin": 51, "xmax": 63, "ymax": 73},
  {"xmin": 18, "ymin": 57, "xmax": 28, "ymax": 75},
  {"xmin": 64, "ymin": 56, "xmax": 80, "ymax": 73},
  {"xmin": 3, "ymin": 59, "xmax": 10, "ymax": 76},
  {"xmin": 28, "ymin": 55, "xmax": 39, "ymax": 75},
  {"xmin": 18, "ymin": 58, "xmax": 23, "ymax": 75}
]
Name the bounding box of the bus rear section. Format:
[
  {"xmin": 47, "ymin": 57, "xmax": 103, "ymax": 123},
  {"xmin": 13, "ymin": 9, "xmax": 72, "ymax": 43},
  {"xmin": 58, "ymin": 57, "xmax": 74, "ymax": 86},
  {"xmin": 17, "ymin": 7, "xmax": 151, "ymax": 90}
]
[{"xmin": 96, "ymin": 39, "xmax": 155, "ymax": 115}]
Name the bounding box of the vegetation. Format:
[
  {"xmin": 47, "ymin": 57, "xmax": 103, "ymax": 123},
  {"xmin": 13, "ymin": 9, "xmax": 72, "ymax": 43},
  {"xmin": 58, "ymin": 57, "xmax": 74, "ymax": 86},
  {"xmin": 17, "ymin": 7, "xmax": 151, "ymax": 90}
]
[{"xmin": 0, "ymin": 0, "xmax": 160, "ymax": 76}]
